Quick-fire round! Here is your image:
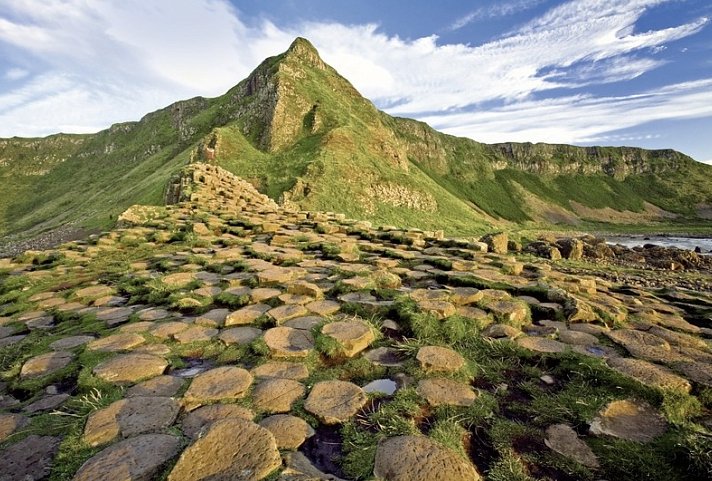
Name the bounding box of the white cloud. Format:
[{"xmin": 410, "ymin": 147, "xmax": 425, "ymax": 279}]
[
  {"xmin": 0, "ymin": 0, "xmax": 709, "ymax": 158},
  {"xmin": 4, "ymin": 67, "xmax": 29, "ymax": 80},
  {"xmin": 420, "ymin": 79, "xmax": 712, "ymax": 145},
  {"xmin": 449, "ymin": 0, "xmax": 547, "ymax": 31}
]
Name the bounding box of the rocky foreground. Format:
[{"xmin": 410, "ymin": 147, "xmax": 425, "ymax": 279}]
[{"xmin": 1, "ymin": 163, "xmax": 711, "ymax": 481}]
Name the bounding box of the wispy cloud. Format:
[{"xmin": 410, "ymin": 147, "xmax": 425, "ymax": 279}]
[
  {"xmin": 420, "ymin": 79, "xmax": 712, "ymax": 144},
  {"xmin": 449, "ymin": 0, "xmax": 548, "ymax": 31}
]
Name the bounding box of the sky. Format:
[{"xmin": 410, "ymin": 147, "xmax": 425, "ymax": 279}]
[{"xmin": 1, "ymin": 0, "xmax": 712, "ymax": 163}]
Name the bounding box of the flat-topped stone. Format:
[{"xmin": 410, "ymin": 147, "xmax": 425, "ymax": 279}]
[
  {"xmin": 25, "ymin": 393, "xmax": 70, "ymax": 413},
  {"xmin": 0, "ymin": 413, "xmax": 28, "ymax": 442},
  {"xmin": 259, "ymin": 414, "xmax": 314, "ymax": 450},
  {"xmin": 268, "ymin": 304, "xmax": 309, "ymax": 324},
  {"xmin": 173, "ymin": 325, "xmax": 218, "ymax": 343},
  {"xmin": 374, "ymin": 435, "xmax": 480, "ymax": 481},
  {"xmin": 87, "ymin": 333, "xmax": 145, "ymax": 352},
  {"xmin": 72, "ymin": 433, "xmax": 181, "ymax": 481},
  {"xmin": 364, "ymin": 347, "xmax": 404, "ymax": 367},
  {"xmin": 83, "ymin": 396, "xmax": 179, "ymax": 446},
  {"xmin": 168, "ymin": 418, "xmax": 281, "ymax": 481},
  {"xmin": 545, "ymin": 424, "xmax": 599, "ymax": 468},
  {"xmin": 225, "ymin": 304, "xmax": 271, "ymax": 326},
  {"xmin": 417, "ymin": 378, "xmax": 477, "ymax": 407},
  {"xmin": 607, "ymin": 357, "xmax": 691, "ymax": 392},
  {"xmin": 321, "ymin": 320, "xmax": 375, "ymax": 357},
  {"xmin": 150, "ymin": 321, "xmax": 189, "ymax": 339},
  {"xmin": 219, "ymin": 326, "xmax": 263, "ymax": 345},
  {"xmin": 181, "ymin": 403, "xmax": 254, "ymax": 440},
  {"xmin": 304, "ymin": 380, "xmax": 367, "ymax": 424},
  {"xmin": 252, "ymin": 361, "xmax": 309, "ymax": 380},
  {"xmin": 183, "ymin": 366, "xmax": 253, "ymax": 409},
  {"xmin": 516, "ymin": 337, "xmax": 568, "ymax": 353},
  {"xmin": 416, "ymin": 346, "xmax": 465, "ymax": 373},
  {"xmin": 93, "ymin": 353, "xmax": 168, "ymax": 385},
  {"xmin": 252, "ymin": 378, "xmax": 305, "ymax": 413},
  {"xmin": 0, "ymin": 435, "xmax": 61, "ymax": 481},
  {"xmin": 126, "ymin": 375, "xmax": 184, "ymax": 397},
  {"xmin": 195, "ymin": 308, "xmax": 230, "ymax": 327},
  {"xmin": 264, "ymin": 327, "xmax": 314, "ymax": 358},
  {"xmin": 20, "ymin": 351, "xmax": 73, "ymax": 378},
  {"xmin": 589, "ymin": 399, "xmax": 667, "ymax": 443}
]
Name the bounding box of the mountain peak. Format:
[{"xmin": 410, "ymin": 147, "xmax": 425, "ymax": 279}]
[{"xmin": 284, "ymin": 37, "xmax": 325, "ymax": 69}]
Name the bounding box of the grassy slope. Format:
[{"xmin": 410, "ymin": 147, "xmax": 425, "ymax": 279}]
[{"xmin": 2, "ymin": 37, "xmax": 712, "ymax": 244}]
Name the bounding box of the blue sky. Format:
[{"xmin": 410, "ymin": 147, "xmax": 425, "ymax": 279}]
[{"xmin": 1, "ymin": 0, "xmax": 711, "ymax": 163}]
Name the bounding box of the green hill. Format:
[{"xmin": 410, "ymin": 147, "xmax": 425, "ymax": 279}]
[{"xmin": 2, "ymin": 37, "xmax": 711, "ymax": 248}]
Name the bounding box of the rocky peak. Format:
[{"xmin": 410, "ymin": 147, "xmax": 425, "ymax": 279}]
[{"xmin": 284, "ymin": 37, "xmax": 326, "ymax": 70}]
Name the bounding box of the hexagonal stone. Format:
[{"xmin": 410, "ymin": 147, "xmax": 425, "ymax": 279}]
[
  {"xmin": 589, "ymin": 399, "xmax": 667, "ymax": 443},
  {"xmin": 283, "ymin": 315, "xmax": 324, "ymax": 331},
  {"xmin": 304, "ymin": 380, "xmax": 367, "ymax": 424},
  {"xmin": 0, "ymin": 435, "xmax": 60, "ymax": 481},
  {"xmin": 83, "ymin": 396, "xmax": 180, "ymax": 447},
  {"xmin": 545, "ymin": 424, "xmax": 599, "ymax": 468},
  {"xmin": 252, "ymin": 379, "xmax": 305, "ymax": 413},
  {"xmin": 287, "ymin": 280, "xmax": 324, "ymax": 299},
  {"xmin": 167, "ymin": 419, "xmax": 281, "ymax": 481},
  {"xmin": 321, "ymin": 320, "xmax": 375, "ymax": 357},
  {"xmin": 264, "ymin": 327, "xmax": 314, "ymax": 358},
  {"xmin": 305, "ymin": 299, "xmax": 341, "ymax": 316},
  {"xmin": 126, "ymin": 375, "xmax": 185, "ymax": 398},
  {"xmin": 20, "ymin": 351, "xmax": 74, "ymax": 378},
  {"xmin": 87, "ymin": 333, "xmax": 145, "ymax": 352},
  {"xmin": 374, "ymin": 435, "xmax": 480, "ymax": 481},
  {"xmin": 268, "ymin": 304, "xmax": 309, "ymax": 324},
  {"xmin": 558, "ymin": 330, "xmax": 599, "ymax": 346},
  {"xmin": 75, "ymin": 285, "xmax": 114, "ymax": 300},
  {"xmin": 607, "ymin": 357, "xmax": 691, "ymax": 392},
  {"xmin": 485, "ymin": 300, "xmax": 529, "ymax": 327},
  {"xmin": 183, "ymin": 366, "xmax": 253, "ymax": 409},
  {"xmin": 195, "ymin": 308, "xmax": 230, "ymax": 327},
  {"xmin": 416, "ymin": 346, "xmax": 465, "ymax": 373},
  {"xmin": 0, "ymin": 413, "xmax": 28, "ymax": 442},
  {"xmin": 251, "ymin": 288, "xmax": 282, "ymax": 303},
  {"xmin": 25, "ymin": 393, "xmax": 70, "ymax": 413},
  {"xmin": 417, "ymin": 378, "xmax": 477, "ymax": 407},
  {"xmin": 150, "ymin": 321, "xmax": 189, "ymax": 339},
  {"xmin": 119, "ymin": 321, "xmax": 156, "ymax": 334},
  {"xmin": 417, "ymin": 300, "xmax": 456, "ymax": 319},
  {"xmin": 672, "ymin": 361, "xmax": 712, "ymax": 387},
  {"xmin": 95, "ymin": 307, "xmax": 135, "ymax": 326},
  {"xmin": 252, "ymin": 361, "xmax": 309, "ymax": 381},
  {"xmin": 449, "ymin": 287, "xmax": 483, "ymax": 305},
  {"xmin": 225, "ymin": 304, "xmax": 271, "ymax": 326},
  {"xmin": 181, "ymin": 404, "xmax": 254, "ymax": 440},
  {"xmin": 173, "ymin": 325, "xmax": 218, "ymax": 343},
  {"xmin": 259, "ymin": 414, "xmax": 314, "ymax": 450},
  {"xmin": 219, "ymin": 326, "xmax": 262, "ymax": 345},
  {"xmin": 138, "ymin": 308, "xmax": 171, "ymax": 321},
  {"xmin": 93, "ymin": 353, "xmax": 168, "ymax": 385},
  {"xmin": 516, "ymin": 337, "xmax": 568, "ymax": 353},
  {"xmin": 606, "ymin": 329, "xmax": 683, "ymax": 363},
  {"xmin": 72, "ymin": 434, "xmax": 181, "ymax": 481},
  {"xmin": 364, "ymin": 347, "xmax": 404, "ymax": 367},
  {"xmin": 258, "ymin": 268, "xmax": 296, "ymax": 286}
]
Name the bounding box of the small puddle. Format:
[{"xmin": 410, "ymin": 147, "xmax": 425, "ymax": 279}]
[
  {"xmin": 362, "ymin": 378, "xmax": 397, "ymax": 396},
  {"xmin": 172, "ymin": 358, "xmax": 213, "ymax": 378}
]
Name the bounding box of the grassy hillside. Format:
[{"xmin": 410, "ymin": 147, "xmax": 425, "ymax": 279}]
[{"xmin": 2, "ymin": 37, "xmax": 711, "ymax": 248}]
